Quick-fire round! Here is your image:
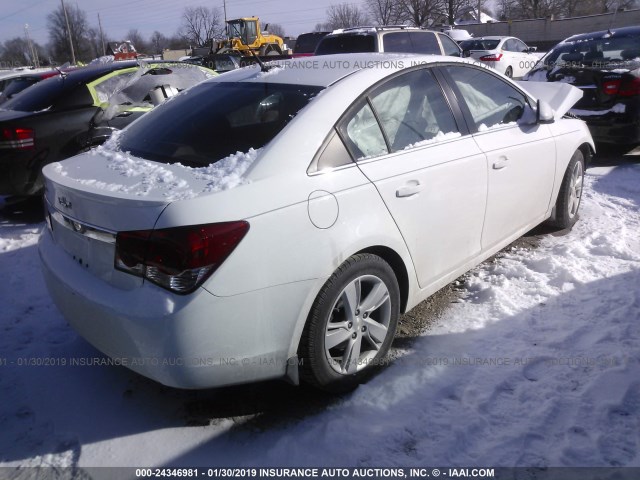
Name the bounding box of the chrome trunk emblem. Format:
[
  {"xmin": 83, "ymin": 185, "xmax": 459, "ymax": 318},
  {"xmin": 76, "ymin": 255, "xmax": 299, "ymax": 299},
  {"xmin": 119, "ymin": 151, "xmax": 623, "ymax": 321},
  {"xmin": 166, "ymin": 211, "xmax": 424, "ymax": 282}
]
[{"xmin": 57, "ymin": 196, "xmax": 72, "ymax": 209}]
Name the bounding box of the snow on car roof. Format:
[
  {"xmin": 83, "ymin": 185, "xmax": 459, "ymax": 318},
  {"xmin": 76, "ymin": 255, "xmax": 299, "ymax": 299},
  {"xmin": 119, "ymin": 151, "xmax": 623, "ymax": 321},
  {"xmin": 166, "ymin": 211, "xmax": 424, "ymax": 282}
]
[{"xmin": 210, "ymin": 53, "xmax": 474, "ymax": 88}]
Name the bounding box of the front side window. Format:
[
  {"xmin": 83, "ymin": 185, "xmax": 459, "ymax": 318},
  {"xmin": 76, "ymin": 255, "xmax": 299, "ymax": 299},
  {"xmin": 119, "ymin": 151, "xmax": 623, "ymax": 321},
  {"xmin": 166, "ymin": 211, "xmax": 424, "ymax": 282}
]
[
  {"xmin": 438, "ymin": 34, "xmax": 462, "ymax": 57},
  {"xmin": 445, "ymin": 65, "xmax": 529, "ymax": 129}
]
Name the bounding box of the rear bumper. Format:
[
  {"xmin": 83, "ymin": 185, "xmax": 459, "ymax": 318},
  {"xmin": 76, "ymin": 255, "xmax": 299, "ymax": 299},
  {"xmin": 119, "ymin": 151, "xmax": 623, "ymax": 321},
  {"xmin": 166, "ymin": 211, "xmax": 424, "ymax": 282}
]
[
  {"xmin": 0, "ymin": 150, "xmax": 44, "ymax": 195},
  {"xmin": 571, "ymin": 103, "xmax": 640, "ymax": 145},
  {"xmin": 39, "ymin": 229, "xmax": 313, "ymax": 389}
]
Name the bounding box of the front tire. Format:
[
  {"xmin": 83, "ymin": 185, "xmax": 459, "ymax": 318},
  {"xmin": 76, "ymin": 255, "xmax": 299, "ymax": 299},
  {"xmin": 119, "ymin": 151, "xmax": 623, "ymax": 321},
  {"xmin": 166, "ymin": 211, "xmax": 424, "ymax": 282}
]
[
  {"xmin": 299, "ymin": 254, "xmax": 400, "ymax": 392},
  {"xmin": 552, "ymin": 149, "xmax": 585, "ymax": 229}
]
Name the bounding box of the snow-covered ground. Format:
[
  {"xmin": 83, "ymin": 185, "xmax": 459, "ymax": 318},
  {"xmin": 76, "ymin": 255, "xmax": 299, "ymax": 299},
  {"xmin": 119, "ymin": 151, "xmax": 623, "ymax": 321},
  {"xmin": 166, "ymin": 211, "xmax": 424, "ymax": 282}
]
[{"xmin": 0, "ymin": 158, "xmax": 639, "ymax": 469}]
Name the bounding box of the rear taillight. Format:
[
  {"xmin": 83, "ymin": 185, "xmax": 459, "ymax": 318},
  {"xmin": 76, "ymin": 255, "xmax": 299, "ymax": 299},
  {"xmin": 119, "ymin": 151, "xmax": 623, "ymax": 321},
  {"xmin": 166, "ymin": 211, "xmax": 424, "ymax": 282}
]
[
  {"xmin": 618, "ymin": 77, "xmax": 640, "ymax": 96},
  {"xmin": 115, "ymin": 221, "xmax": 250, "ymax": 294},
  {"xmin": 0, "ymin": 127, "xmax": 34, "ymax": 150},
  {"xmin": 480, "ymin": 53, "xmax": 503, "ymax": 61},
  {"xmin": 602, "ymin": 80, "xmax": 621, "ymax": 95},
  {"xmin": 601, "ymin": 77, "xmax": 640, "ymax": 96}
]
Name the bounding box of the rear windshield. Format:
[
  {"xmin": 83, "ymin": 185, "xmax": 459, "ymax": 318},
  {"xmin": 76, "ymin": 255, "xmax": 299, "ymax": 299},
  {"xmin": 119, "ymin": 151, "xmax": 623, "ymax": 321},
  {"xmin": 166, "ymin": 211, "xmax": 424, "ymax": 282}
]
[
  {"xmin": 315, "ymin": 34, "xmax": 376, "ymax": 55},
  {"xmin": 460, "ymin": 39, "xmax": 501, "ymax": 51},
  {"xmin": 2, "ymin": 75, "xmax": 67, "ymax": 111},
  {"xmin": 118, "ymin": 81, "xmax": 323, "ymax": 166},
  {"xmin": 544, "ymin": 33, "xmax": 640, "ymax": 66},
  {"xmin": 0, "ymin": 76, "xmax": 41, "ymax": 102},
  {"xmin": 294, "ymin": 32, "xmax": 329, "ymax": 54},
  {"xmin": 2, "ymin": 74, "xmax": 95, "ymax": 111}
]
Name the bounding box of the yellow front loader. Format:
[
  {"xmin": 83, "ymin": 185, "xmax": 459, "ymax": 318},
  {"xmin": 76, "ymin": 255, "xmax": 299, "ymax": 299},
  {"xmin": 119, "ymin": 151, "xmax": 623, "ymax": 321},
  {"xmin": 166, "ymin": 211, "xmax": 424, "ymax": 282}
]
[{"xmin": 217, "ymin": 17, "xmax": 284, "ymax": 56}]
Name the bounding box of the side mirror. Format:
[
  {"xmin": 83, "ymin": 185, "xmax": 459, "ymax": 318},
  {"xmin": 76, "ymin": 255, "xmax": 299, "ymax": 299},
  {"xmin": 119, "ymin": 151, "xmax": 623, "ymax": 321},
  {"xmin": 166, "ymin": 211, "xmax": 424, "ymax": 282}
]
[
  {"xmin": 528, "ymin": 46, "xmax": 538, "ymax": 53},
  {"xmin": 462, "ymin": 49, "xmax": 471, "ymax": 58},
  {"xmin": 536, "ymin": 99, "xmax": 554, "ymax": 124}
]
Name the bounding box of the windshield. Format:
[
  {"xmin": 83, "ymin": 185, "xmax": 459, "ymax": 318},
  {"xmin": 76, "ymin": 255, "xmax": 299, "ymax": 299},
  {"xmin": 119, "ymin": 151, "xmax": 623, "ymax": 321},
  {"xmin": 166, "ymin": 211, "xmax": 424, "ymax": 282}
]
[
  {"xmin": 459, "ymin": 39, "xmax": 501, "ymax": 51},
  {"xmin": 544, "ymin": 33, "xmax": 640, "ymax": 67},
  {"xmin": 117, "ymin": 81, "xmax": 323, "ymax": 166},
  {"xmin": 315, "ymin": 34, "xmax": 376, "ymax": 55}
]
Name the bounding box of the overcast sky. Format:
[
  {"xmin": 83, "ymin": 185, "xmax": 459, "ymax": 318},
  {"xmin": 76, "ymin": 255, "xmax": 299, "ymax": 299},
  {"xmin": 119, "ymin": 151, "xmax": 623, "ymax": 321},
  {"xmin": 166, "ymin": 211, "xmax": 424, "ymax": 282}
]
[{"xmin": 0, "ymin": 0, "xmax": 359, "ymax": 47}]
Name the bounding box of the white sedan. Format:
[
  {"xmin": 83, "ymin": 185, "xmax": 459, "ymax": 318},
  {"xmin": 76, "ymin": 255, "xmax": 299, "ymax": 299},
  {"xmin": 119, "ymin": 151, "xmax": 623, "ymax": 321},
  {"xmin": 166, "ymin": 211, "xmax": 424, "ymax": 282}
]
[
  {"xmin": 39, "ymin": 54, "xmax": 593, "ymax": 392},
  {"xmin": 460, "ymin": 36, "xmax": 539, "ymax": 78}
]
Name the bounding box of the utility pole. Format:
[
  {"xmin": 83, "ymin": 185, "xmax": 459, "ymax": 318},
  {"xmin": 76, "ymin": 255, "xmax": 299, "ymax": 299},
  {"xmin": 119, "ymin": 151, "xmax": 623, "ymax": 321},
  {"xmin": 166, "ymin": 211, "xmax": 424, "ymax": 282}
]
[
  {"xmin": 98, "ymin": 13, "xmax": 106, "ymax": 56},
  {"xmin": 223, "ymin": 0, "xmax": 228, "ymax": 39},
  {"xmin": 24, "ymin": 24, "xmax": 40, "ymax": 68},
  {"xmin": 61, "ymin": 0, "xmax": 76, "ymax": 65}
]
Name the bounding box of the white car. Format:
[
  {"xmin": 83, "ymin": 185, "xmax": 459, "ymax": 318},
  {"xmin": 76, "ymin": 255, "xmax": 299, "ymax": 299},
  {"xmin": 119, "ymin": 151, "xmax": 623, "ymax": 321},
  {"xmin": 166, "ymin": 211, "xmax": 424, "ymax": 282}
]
[
  {"xmin": 39, "ymin": 54, "xmax": 593, "ymax": 392},
  {"xmin": 460, "ymin": 36, "xmax": 539, "ymax": 78}
]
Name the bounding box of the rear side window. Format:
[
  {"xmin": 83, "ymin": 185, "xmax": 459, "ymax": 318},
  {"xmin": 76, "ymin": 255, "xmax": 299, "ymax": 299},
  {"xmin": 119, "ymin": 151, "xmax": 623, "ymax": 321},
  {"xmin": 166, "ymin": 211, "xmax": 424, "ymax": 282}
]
[
  {"xmin": 384, "ymin": 32, "xmax": 440, "ymax": 54},
  {"xmin": 370, "ymin": 69, "xmax": 459, "ymax": 151},
  {"xmin": 338, "ymin": 68, "xmax": 460, "ymax": 159},
  {"xmin": 315, "ymin": 34, "xmax": 376, "ymax": 55},
  {"xmin": 118, "ymin": 82, "xmax": 323, "ymax": 166}
]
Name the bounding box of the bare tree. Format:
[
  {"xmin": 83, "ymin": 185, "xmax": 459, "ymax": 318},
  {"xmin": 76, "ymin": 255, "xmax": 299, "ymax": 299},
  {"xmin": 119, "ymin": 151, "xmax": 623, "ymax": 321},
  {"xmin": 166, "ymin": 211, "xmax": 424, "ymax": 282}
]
[
  {"xmin": 320, "ymin": 3, "xmax": 371, "ymax": 30},
  {"xmin": 178, "ymin": 6, "xmax": 225, "ymax": 46},
  {"xmin": 401, "ymin": 0, "xmax": 446, "ymax": 27},
  {"xmin": 0, "ymin": 37, "xmax": 46, "ymax": 66},
  {"xmin": 366, "ymin": 0, "xmax": 405, "ymax": 25},
  {"xmin": 47, "ymin": 3, "xmax": 93, "ymax": 63},
  {"xmin": 264, "ymin": 22, "xmax": 286, "ymax": 38},
  {"xmin": 150, "ymin": 31, "xmax": 169, "ymax": 54},
  {"xmin": 125, "ymin": 28, "xmax": 148, "ymax": 53}
]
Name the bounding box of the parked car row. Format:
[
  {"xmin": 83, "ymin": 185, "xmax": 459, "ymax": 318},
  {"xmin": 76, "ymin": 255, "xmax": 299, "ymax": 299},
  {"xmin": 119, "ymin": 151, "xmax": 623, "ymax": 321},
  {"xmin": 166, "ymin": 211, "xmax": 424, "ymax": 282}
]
[
  {"xmin": 0, "ymin": 61, "xmax": 215, "ymax": 196},
  {"xmin": 524, "ymin": 25, "xmax": 640, "ymax": 145}
]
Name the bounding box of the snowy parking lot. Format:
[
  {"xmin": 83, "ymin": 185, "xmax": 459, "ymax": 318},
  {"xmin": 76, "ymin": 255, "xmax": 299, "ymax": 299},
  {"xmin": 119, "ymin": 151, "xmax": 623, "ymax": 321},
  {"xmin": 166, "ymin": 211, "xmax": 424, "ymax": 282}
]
[{"xmin": 0, "ymin": 147, "xmax": 639, "ymax": 469}]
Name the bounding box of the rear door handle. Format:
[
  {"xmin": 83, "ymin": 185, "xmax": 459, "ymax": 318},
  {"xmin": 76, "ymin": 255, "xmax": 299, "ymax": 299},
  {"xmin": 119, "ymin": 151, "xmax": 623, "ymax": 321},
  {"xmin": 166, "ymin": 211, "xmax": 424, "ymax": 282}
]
[{"xmin": 396, "ymin": 181, "xmax": 422, "ymax": 198}]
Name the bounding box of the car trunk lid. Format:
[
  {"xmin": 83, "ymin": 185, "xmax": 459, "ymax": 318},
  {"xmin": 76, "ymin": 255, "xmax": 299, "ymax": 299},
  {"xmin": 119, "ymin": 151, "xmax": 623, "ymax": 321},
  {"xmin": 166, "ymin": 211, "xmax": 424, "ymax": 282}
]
[{"xmin": 42, "ymin": 147, "xmax": 253, "ymax": 290}]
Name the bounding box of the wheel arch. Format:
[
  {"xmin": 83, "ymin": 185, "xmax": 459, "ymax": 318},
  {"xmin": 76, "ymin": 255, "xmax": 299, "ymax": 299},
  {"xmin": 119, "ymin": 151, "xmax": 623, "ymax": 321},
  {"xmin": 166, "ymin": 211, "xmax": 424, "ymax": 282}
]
[
  {"xmin": 578, "ymin": 141, "xmax": 595, "ymax": 167},
  {"xmin": 354, "ymin": 245, "xmax": 410, "ymax": 314}
]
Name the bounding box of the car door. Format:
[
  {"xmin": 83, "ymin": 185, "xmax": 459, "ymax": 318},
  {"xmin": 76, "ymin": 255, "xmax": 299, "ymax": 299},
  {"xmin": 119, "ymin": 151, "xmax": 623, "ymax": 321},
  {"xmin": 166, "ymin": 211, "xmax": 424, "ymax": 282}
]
[
  {"xmin": 441, "ymin": 64, "xmax": 556, "ymax": 251},
  {"xmin": 510, "ymin": 38, "xmax": 534, "ymax": 77},
  {"xmin": 338, "ymin": 67, "xmax": 488, "ymax": 290}
]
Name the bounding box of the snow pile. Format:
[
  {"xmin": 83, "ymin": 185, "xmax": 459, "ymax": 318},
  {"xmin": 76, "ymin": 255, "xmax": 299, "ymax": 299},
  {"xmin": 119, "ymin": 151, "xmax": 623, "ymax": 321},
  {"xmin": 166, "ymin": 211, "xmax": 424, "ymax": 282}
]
[
  {"xmin": 403, "ymin": 131, "xmax": 462, "ymax": 150},
  {"xmin": 54, "ymin": 143, "xmax": 261, "ymax": 202},
  {"xmin": 0, "ymin": 163, "xmax": 639, "ymax": 468},
  {"xmin": 571, "ymin": 103, "xmax": 626, "ymax": 117}
]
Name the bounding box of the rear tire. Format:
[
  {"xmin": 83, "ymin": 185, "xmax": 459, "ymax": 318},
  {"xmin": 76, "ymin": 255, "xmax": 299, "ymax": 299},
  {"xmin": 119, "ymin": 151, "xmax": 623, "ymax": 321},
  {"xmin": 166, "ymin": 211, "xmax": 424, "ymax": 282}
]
[
  {"xmin": 505, "ymin": 66, "xmax": 513, "ymax": 78},
  {"xmin": 551, "ymin": 149, "xmax": 585, "ymax": 229},
  {"xmin": 299, "ymin": 254, "xmax": 400, "ymax": 393}
]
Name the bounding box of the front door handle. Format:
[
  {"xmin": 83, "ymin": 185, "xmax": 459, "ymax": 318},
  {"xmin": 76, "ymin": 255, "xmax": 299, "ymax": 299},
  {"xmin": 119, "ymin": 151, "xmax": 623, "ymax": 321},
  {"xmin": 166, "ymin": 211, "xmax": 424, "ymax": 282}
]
[
  {"xmin": 396, "ymin": 181, "xmax": 422, "ymax": 198},
  {"xmin": 493, "ymin": 156, "xmax": 509, "ymax": 170}
]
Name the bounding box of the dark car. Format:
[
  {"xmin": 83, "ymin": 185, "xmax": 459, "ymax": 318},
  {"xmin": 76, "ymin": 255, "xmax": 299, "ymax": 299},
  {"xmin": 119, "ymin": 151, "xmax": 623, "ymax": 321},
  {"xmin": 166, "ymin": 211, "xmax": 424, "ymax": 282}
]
[
  {"xmin": 315, "ymin": 26, "xmax": 462, "ymax": 57},
  {"xmin": 292, "ymin": 31, "xmax": 330, "ymax": 57},
  {"xmin": 0, "ymin": 61, "xmax": 214, "ymax": 196},
  {"xmin": 524, "ymin": 26, "xmax": 640, "ymax": 145},
  {"xmin": 0, "ymin": 70, "xmax": 62, "ymax": 105}
]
